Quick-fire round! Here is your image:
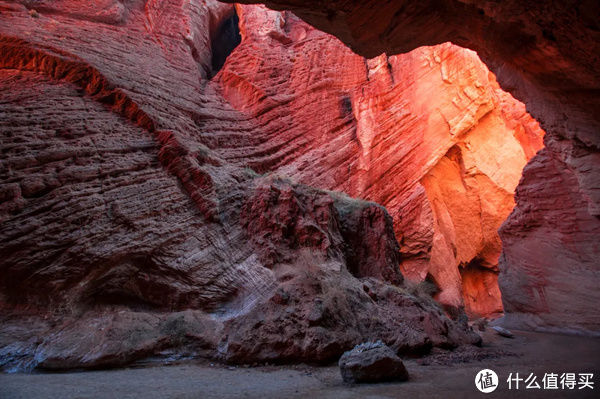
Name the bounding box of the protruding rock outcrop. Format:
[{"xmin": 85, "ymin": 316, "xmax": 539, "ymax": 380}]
[{"xmin": 339, "ymin": 342, "xmax": 409, "ymax": 384}]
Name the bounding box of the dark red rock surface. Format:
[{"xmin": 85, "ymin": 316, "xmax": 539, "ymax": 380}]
[{"xmin": 216, "ymin": 6, "xmax": 544, "ymax": 318}]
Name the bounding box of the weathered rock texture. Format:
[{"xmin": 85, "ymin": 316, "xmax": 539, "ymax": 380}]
[
  {"xmin": 216, "ymin": 6, "xmax": 544, "ymax": 318},
  {"xmin": 0, "ymin": 0, "xmax": 484, "ymax": 372},
  {"xmin": 0, "ymin": 0, "xmax": 594, "ymax": 372},
  {"xmin": 226, "ymin": 0, "xmax": 600, "ymax": 334},
  {"xmin": 339, "ymin": 342, "xmax": 409, "ymax": 383}
]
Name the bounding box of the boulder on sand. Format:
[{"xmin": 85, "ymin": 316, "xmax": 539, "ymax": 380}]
[{"xmin": 339, "ymin": 341, "xmax": 409, "ymax": 383}]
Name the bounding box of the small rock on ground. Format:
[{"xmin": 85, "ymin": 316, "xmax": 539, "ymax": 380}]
[{"xmin": 339, "ymin": 341, "xmax": 409, "ymax": 383}]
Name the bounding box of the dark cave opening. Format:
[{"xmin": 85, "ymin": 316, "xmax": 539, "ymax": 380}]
[{"xmin": 210, "ymin": 8, "xmax": 241, "ymax": 77}]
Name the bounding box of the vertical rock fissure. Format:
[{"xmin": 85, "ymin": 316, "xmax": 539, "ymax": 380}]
[{"xmin": 210, "ymin": 8, "xmax": 241, "ymax": 78}]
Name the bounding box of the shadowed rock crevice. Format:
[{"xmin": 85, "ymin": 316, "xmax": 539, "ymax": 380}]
[
  {"xmin": 460, "ymin": 259, "xmax": 502, "ymax": 320},
  {"xmin": 209, "ymin": 7, "xmax": 241, "ymax": 78}
]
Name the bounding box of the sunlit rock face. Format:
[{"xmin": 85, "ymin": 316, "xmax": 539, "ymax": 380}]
[
  {"xmin": 0, "ymin": 0, "xmax": 485, "ymax": 371},
  {"xmin": 227, "ymin": 0, "xmax": 600, "ymax": 335},
  {"xmin": 0, "ymin": 0, "xmax": 591, "ymax": 373},
  {"xmin": 216, "ymin": 6, "xmax": 544, "ymax": 318}
]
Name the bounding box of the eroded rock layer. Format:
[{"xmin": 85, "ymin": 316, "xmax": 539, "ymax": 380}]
[
  {"xmin": 1, "ymin": 0, "xmax": 594, "ymax": 372},
  {"xmin": 0, "ymin": 0, "xmax": 483, "ymax": 371},
  {"xmin": 226, "ymin": 0, "xmax": 600, "ymax": 334},
  {"xmin": 216, "ymin": 6, "xmax": 544, "ymax": 318}
]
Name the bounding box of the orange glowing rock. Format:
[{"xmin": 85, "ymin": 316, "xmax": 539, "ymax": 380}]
[
  {"xmin": 227, "ymin": 0, "xmax": 600, "ymax": 336},
  {"xmin": 216, "ymin": 5, "xmax": 545, "ymax": 317}
]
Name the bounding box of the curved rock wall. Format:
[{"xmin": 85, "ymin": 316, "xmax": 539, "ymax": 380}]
[
  {"xmin": 226, "ymin": 0, "xmax": 600, "ymax": 334},
  {"xmin": 216, "ymin": 6, "xmax": 544, "ymax": 317},
  {"xmin": 0, "ymin": 0, "xmax": 482, "ymax": 371},
  {"xmin": 0, "ymin": 0, "xmax": 593, "ymax": 373}
]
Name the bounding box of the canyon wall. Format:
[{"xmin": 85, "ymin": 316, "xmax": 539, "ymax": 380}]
[
  {"xmin": 0, "ymin": 0, "xmax": 483, "ymax": 371},
  {"xmin": 215, "ymin": 6, "xmax": 544, "ymax": 318},
  {"xmin": 0, "ymin": 0, "xmax": 596, "ymax": 373},
  {"xmin": 227, "ymin": 0, "xmax": 600, "ymax": 334}
]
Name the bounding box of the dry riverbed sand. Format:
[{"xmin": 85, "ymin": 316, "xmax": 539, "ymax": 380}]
[{"xmin": 1, "ymin": 329, "xmax": 599, "ymax": 399}]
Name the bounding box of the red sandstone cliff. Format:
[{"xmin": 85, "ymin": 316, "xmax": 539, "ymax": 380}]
[
  {"xmin": 216, "ymin": 6, "xmax": 544, "ymax": 318},
  {"xmin": 0, "ymin": 0, "xmax": 483, "ymax": 371},
  {"xmin": 0, "ymin": 0, "xmax": 595, "ymax": 372},
  {"xmin": 227, "ymin": 0, "xmax": 600, "ymax": 335}
]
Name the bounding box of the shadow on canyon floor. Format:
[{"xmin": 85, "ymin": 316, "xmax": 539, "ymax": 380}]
[{"xmin": 1, "ymin": 329, "xmax": 598, "ymax": 399}]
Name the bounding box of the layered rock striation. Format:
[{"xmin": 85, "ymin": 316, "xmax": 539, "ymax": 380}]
[
  {"xmin": 1, "ymin": 0, "xmax": 594, "ymax": 373},
  {"xmin": 0, "ymin": 0, "xmax": 482, "ymax": 371},
  {"xmin": 216, "ymin": 6, "xmax": 544, "ymax": 318},
  {"xmin": 227, "ymin": 0, "xmax": 600, "ymax": 334}
]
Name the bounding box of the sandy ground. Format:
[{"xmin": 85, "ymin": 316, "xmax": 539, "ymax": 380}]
[{"xmin": 1, "ymin": 329, "xmax": 598, "ymax": 399}]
